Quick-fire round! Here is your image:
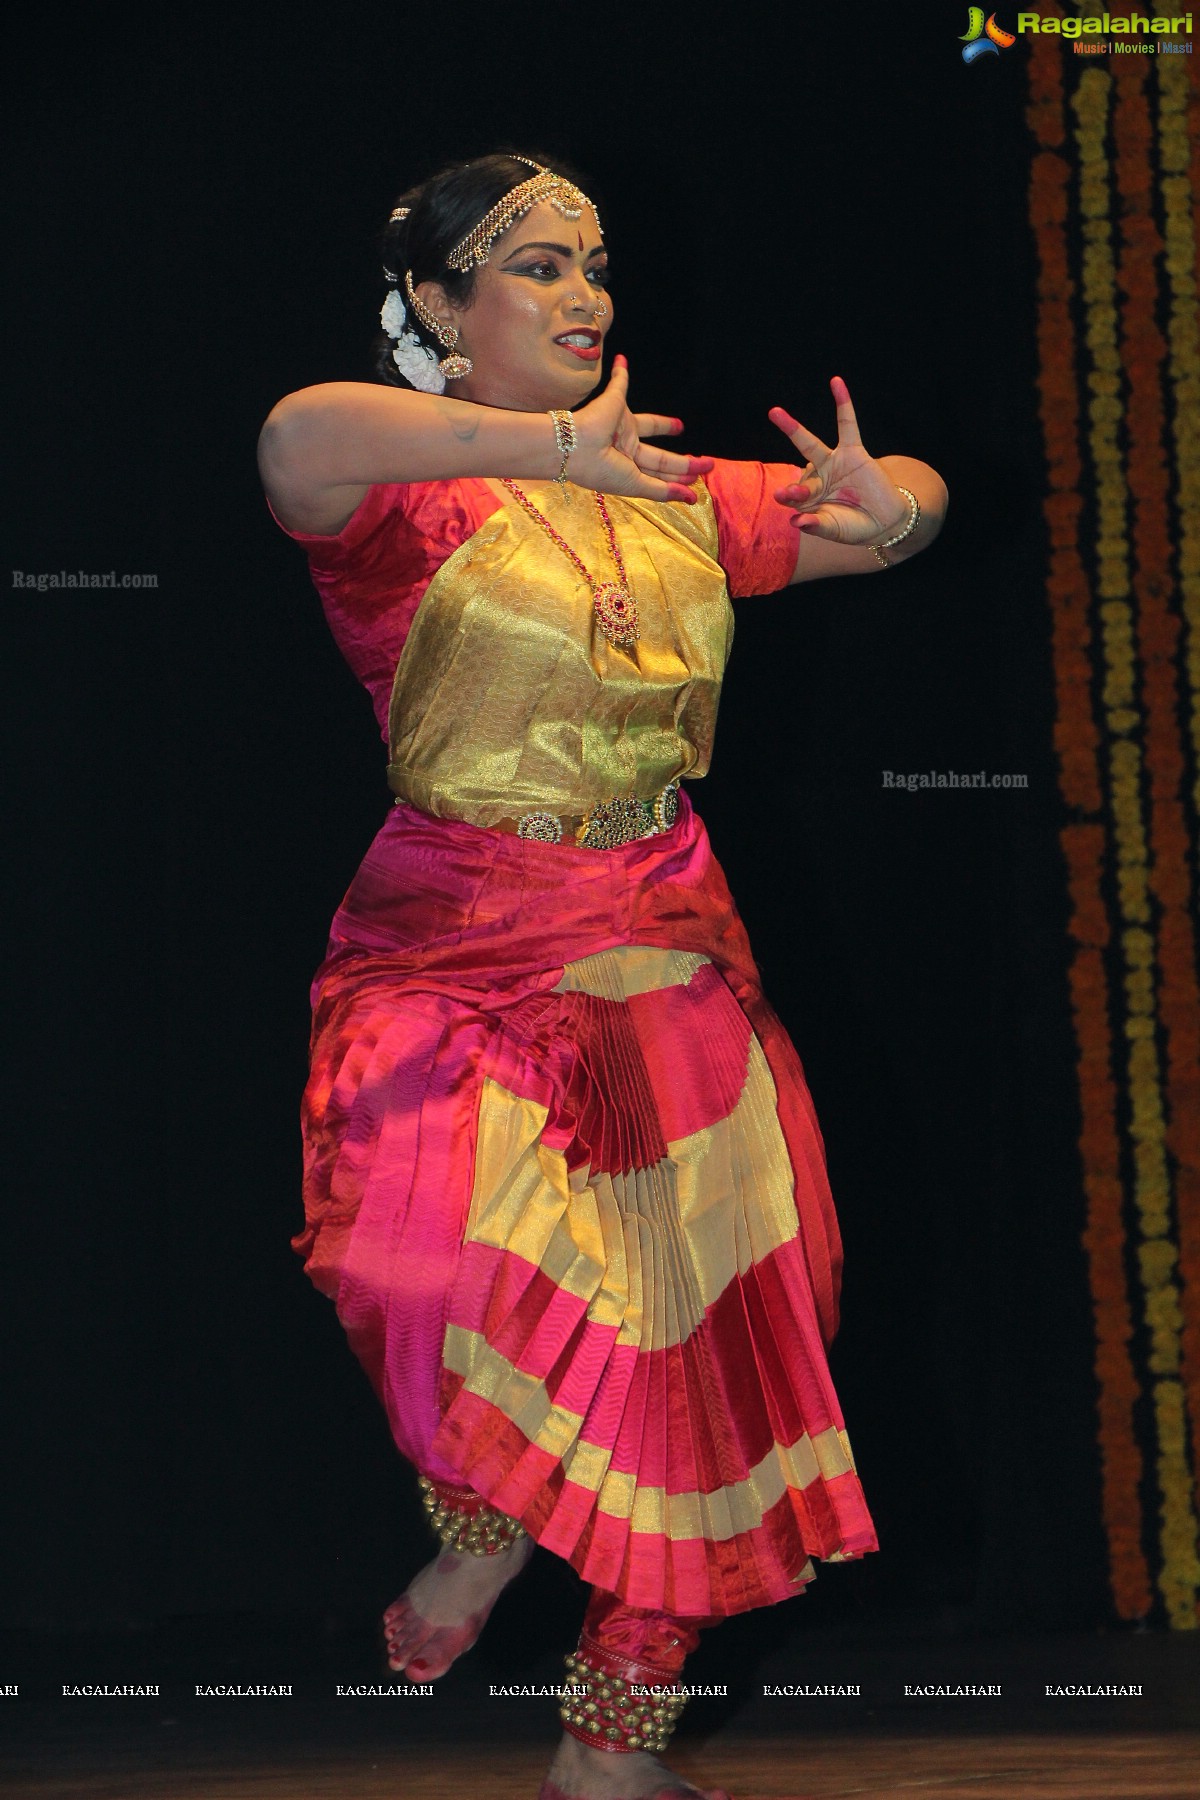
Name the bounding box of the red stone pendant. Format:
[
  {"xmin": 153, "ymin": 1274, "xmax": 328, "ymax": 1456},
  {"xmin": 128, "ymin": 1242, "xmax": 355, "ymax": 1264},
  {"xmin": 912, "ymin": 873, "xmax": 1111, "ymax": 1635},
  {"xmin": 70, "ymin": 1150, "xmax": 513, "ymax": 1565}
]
[{"xmin": 592, "ymin": 581, "xmax": 640, "ymax": 649}]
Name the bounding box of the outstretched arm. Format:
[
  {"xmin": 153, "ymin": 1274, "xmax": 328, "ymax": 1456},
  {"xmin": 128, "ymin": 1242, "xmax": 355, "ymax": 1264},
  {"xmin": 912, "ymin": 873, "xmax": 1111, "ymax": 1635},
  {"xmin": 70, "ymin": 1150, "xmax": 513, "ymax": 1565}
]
[
  {"xmin": 258, "ymin": 358, "xmax": 712, "ymax": 536},
  {"xmin": 768, "ymin": 376, "xmax": 949, "ymax": 584}
]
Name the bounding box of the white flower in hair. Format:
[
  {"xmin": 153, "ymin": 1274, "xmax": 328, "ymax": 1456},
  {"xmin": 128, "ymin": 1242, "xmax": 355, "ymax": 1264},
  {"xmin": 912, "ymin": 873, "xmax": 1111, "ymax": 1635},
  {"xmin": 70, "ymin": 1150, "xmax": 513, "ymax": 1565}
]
[
  {"xmin": 391, "ymin": 331, "xmax": 446, "ymax": 394},
  {"xmin": 380, "ymin": 288, "xmax": 445, "ymax": 392},
  {"xmin": 380, "ymin": 290, "xmax": 408, "ymax": 338}
]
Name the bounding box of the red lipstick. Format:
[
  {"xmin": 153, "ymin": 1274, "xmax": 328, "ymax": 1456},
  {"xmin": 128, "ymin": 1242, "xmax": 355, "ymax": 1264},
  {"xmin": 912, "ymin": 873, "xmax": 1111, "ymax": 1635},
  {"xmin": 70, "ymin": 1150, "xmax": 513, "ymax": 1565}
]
[{"xmin": 553, "ymin": 329, "xmax": 601, "ymax": 363}]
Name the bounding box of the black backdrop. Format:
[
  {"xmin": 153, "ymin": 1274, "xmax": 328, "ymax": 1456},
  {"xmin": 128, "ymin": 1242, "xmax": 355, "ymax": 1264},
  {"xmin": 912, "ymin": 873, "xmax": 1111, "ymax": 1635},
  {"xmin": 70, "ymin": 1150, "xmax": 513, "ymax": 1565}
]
[{"xmin": 9, "ymin": 5, "xmax": 1107, "ymax": 1646}]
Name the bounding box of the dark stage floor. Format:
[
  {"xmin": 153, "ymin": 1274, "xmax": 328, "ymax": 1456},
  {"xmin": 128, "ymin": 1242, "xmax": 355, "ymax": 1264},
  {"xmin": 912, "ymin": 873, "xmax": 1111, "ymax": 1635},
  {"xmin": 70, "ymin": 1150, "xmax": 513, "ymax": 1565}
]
[{"xmin": 2, "ymin": 1616, "xmax": 1198, "ymax": 1798}]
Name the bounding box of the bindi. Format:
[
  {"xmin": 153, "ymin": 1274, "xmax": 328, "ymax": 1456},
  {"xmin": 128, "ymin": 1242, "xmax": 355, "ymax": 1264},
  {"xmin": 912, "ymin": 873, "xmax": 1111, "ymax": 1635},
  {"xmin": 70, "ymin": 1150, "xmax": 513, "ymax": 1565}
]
[{"xmin": 577, "ymin": 230, "xmax": 584, "ymax": 249}]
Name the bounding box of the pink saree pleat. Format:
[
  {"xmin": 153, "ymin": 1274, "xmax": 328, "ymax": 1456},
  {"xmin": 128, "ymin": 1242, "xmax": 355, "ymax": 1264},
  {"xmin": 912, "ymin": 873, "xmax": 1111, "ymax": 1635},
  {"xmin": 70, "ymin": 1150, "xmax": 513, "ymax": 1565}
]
[{"xmin": 296, "ymin": 787, "xmax": 878, "ymax": 1615}]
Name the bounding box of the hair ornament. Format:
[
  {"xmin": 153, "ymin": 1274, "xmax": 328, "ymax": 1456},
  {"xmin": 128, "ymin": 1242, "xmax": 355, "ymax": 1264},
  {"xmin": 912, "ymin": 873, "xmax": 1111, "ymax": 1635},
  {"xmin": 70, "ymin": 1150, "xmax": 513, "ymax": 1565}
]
[
  {"xmin": 445, "ymin": 159, "xmax": 600, "ymax": 272},
  {"xmin": 379, "ymin": 289, "xmax": 446, "ymax": 394},
  {"xmin": 389, "ymin": 206, "xmax": 411, "ymax": 221}
]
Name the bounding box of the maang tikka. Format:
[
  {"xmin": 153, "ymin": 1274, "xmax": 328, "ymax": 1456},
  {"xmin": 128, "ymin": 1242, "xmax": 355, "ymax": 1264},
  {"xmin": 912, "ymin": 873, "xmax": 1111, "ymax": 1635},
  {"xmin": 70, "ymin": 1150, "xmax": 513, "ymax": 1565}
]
[{"xmin": 403, "ymin": 270, "xmax": 473, "ymax": 381}]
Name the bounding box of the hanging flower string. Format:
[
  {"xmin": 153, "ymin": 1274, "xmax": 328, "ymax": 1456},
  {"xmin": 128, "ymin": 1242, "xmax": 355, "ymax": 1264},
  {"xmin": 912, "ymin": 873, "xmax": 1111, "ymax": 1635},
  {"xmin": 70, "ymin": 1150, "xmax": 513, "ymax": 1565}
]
[
  {"xmin": 1081, "ymin": 51, "xmax": 1200, "ymax": 1632},
  {"xmin": 1155, "ymin": 57, "xmax": 1200, "ymax": 811},
  {"xmin": 1026, "ymin": 35, "xmax": 1152, "ymax": 1625},
  {"xmin": 1114, "ymin": 41, "xmax": 1200, "ymax": 1621},
  {"xmin": 1153, "ymin": 30, "xmax": 1200, "ymax": 1554},
  {"xmin": 1151, "ymin": 21, "xmax": 1200, "ymax": 1605},
  {"xmin": 1027, "ymin": 15, "xmax": 1200, "ymax": 1630}
]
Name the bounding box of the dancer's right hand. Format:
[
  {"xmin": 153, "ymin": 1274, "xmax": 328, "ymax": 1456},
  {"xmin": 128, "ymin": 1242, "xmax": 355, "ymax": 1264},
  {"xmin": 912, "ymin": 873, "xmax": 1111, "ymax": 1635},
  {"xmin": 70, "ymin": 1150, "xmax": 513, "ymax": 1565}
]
[{"xmin": 569, "ymin": 357, "xmax": 713, "ymax": 503}]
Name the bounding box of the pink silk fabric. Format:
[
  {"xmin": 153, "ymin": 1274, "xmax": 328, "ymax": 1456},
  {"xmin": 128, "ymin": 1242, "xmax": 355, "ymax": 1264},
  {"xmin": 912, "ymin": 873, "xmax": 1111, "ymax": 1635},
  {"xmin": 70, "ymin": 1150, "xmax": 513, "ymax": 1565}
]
[
  {"xmin": 297, "ymin": 789, "xmax": 869, "ymax": 1592},
  {"xmin": 301, "ymin": 788, "xmax": 846, "ymax": 1346}
]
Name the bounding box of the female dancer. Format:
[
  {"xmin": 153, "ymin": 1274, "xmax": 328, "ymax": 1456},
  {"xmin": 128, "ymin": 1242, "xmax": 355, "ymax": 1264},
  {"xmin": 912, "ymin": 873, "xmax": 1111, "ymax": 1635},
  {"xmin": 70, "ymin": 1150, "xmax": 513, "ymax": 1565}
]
[{"xmin": 259, "ymin": 152, "xmax": 947, "ymax": 1800}]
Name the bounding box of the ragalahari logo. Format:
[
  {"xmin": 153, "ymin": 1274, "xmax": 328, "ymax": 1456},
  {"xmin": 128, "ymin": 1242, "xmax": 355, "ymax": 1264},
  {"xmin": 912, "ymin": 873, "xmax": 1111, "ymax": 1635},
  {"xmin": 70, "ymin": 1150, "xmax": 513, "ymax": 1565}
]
[{"xmin": 960, "ymin": 7, "xmax": 1017, "ymax": 60}]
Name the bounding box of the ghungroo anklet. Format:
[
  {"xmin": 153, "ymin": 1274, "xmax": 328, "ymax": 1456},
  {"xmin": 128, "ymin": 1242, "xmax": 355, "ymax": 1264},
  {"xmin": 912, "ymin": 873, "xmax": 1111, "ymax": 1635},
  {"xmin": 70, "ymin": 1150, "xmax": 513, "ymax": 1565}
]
[
  {"xmin": 417, "ymin": 1475, "xmax": 527, "ymax": 1557},
  {"xmin": 559, "ymin": 1637, "xmax": 688, "ymax": 1754}
]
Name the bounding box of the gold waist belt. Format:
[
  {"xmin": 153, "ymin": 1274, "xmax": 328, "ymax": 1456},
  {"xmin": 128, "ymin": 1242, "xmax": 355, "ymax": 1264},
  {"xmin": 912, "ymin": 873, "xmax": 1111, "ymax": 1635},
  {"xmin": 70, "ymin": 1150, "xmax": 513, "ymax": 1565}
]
[{"xmin": 394, "ymin": 782, "xmax": 681, "ymax": 850}]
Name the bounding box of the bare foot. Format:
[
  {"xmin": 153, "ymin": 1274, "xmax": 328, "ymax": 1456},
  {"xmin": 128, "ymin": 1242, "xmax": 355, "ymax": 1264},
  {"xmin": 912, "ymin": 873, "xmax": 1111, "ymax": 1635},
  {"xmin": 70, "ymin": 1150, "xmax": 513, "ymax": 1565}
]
[
  {"xmin": 539, "ymin": 1731, "xmax": 732, "ymax": 1800},
  {"xmin": 381, "ymin": 1532, "xmax": 534, "ymax": 1679}
]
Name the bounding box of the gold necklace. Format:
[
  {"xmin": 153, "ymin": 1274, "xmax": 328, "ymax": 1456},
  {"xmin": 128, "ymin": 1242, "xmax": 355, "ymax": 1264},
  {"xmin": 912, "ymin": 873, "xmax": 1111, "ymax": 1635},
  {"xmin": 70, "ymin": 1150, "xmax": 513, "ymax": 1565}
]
[{"xmin": 498, "ymin": 479, "xmax": 640, "ymax": 650}]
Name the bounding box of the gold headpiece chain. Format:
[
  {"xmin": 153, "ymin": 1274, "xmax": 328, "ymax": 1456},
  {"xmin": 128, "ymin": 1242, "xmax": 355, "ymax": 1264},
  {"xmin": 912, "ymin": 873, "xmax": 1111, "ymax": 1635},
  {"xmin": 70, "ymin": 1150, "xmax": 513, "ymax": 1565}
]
[{"xmin": 445, "ymin": 159, "xmax": 601, "ymax": 272}]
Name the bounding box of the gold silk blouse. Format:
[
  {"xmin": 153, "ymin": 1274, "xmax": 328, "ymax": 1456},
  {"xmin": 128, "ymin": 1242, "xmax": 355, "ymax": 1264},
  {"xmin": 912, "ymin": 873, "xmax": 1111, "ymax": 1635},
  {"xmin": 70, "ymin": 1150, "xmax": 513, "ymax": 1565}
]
[
  {"xmin": 385, "ymin": 481, "xmax": 741, "ymax": 828},
  {"xmin": 269, "ymin": 459, "xmax": 801, "ymax": 825}
]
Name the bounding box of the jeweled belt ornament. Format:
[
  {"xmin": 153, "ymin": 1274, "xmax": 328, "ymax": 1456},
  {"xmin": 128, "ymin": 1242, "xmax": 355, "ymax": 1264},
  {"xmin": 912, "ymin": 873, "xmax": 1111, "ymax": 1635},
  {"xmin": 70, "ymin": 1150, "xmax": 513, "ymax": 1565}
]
[
  {"xmin": 515, "ymin": 781, "xmax": 679, "ymax": 849},
  {"xmin": 498, "ymin": 478, "xmax": 640, "ymax": 651},
  {"xmin": 391, "ymin": 782, "xmax": 681, "ymax": 847}
]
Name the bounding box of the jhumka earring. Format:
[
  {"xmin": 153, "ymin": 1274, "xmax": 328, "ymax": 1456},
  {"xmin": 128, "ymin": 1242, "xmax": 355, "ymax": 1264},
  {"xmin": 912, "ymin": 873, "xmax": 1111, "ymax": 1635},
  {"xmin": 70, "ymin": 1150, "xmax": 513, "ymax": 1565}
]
[{"xmin": 403, "ymin": 270, "xmax": 473, "ymax": 380}]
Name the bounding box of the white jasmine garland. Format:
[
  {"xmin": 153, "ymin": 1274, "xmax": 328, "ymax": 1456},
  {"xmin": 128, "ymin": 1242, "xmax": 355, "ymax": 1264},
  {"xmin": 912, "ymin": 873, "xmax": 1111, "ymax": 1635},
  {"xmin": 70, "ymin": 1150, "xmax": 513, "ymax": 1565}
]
[
  {"xmin": 380, "ymin": 290, "xmax": 409, "ymax": 338},
  {"xmin": 379, "ymin": 289, "xmax": 445, "ymax": 394},
  {"xmin": 392, "ymin": 333, "xmax": 445, "ymax": 393}
]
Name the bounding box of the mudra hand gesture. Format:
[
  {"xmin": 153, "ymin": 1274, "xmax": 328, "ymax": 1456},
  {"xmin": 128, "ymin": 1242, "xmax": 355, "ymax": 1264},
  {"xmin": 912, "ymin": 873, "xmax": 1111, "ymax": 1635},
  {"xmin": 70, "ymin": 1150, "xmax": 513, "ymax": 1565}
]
[
  {"xmin": 570, "ymin": 354, "xmax": 714, "ymax": 504},
  {"xmin": 770, "ymin": 375, "xmax": 909, "ymax": 544}
]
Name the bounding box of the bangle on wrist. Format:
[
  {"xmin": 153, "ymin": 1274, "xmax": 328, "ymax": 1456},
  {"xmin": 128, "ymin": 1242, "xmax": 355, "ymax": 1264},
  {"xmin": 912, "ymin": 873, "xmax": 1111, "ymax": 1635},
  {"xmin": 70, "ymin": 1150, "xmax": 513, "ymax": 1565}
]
[
  {"xmin": 870, "ymin": 485, "xmax": 919, "ymax": 568},
  {"xmin": 549, "ymin": 409, "xmax": 576, "ymax": 487}
]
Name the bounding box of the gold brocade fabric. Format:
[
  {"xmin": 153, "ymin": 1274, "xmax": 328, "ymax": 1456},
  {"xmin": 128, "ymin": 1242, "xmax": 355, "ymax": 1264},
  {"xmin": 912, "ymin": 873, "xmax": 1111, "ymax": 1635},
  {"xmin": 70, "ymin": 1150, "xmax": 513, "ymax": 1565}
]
[{"xmin": 385, "ymin": 482, "xmax": 734, "ymax": 827}]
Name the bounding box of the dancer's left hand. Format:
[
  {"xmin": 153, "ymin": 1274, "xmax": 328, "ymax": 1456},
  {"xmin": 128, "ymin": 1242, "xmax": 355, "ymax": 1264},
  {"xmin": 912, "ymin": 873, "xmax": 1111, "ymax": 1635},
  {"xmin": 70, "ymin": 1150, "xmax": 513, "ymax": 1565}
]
[{"xmin": 769, "ymin": 375, "xmax": 909, "ymax": 543}]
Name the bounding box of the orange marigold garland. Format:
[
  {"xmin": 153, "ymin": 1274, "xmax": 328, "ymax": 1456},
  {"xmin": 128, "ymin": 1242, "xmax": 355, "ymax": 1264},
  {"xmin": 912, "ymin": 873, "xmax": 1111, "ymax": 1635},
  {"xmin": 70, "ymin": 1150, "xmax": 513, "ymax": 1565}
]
[
  {"xmin": 1026, "ymin": 32, "xmax": 1153, "ymax": 1622},
  {"xmin": 1072, "ymin": 55, "xmax": 1200, "ymax": 1632},
  {"xmin": 1065, "ymin": 827, "xmax": 1151, "ymax": 1613}
]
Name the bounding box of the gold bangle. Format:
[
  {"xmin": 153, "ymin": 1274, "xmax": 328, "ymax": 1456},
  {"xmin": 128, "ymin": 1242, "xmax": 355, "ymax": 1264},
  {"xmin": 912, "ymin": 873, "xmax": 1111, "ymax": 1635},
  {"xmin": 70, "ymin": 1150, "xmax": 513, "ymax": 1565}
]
[
  {"xmin": 549, "ymin": 409, "xmax": 577, "ymax": 487},
  {"xmin": 871, "ymin": 486, "xmax": 919, "ymax": 567}
]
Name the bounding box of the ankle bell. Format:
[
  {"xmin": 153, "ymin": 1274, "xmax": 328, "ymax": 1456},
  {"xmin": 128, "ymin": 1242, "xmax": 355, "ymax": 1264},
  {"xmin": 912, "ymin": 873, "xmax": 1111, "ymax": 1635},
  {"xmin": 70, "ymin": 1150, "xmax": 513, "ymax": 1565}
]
[
  {"xmin": 559, "ymin": 1638, "xmax": 689, "ymax": 1755},
  {"xmin": 417, "ymin": 1474, "xmax": 528, "ymax": 1557}
]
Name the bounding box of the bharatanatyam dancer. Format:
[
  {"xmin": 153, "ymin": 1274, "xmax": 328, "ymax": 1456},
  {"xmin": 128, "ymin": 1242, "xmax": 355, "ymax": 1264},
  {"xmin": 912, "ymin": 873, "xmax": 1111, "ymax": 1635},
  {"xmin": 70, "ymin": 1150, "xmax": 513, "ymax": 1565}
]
[{"xmin": 258, "ymin": 152, "xmax": 947, "ymax": 1800}]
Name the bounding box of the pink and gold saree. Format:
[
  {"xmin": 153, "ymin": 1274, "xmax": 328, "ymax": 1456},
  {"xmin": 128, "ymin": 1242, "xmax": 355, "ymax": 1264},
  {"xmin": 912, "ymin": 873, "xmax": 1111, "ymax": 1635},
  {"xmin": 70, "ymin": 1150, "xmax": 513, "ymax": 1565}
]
[{"xmin": 273, "ymin": 462, "xmax": 878, "ymax": 1620}]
